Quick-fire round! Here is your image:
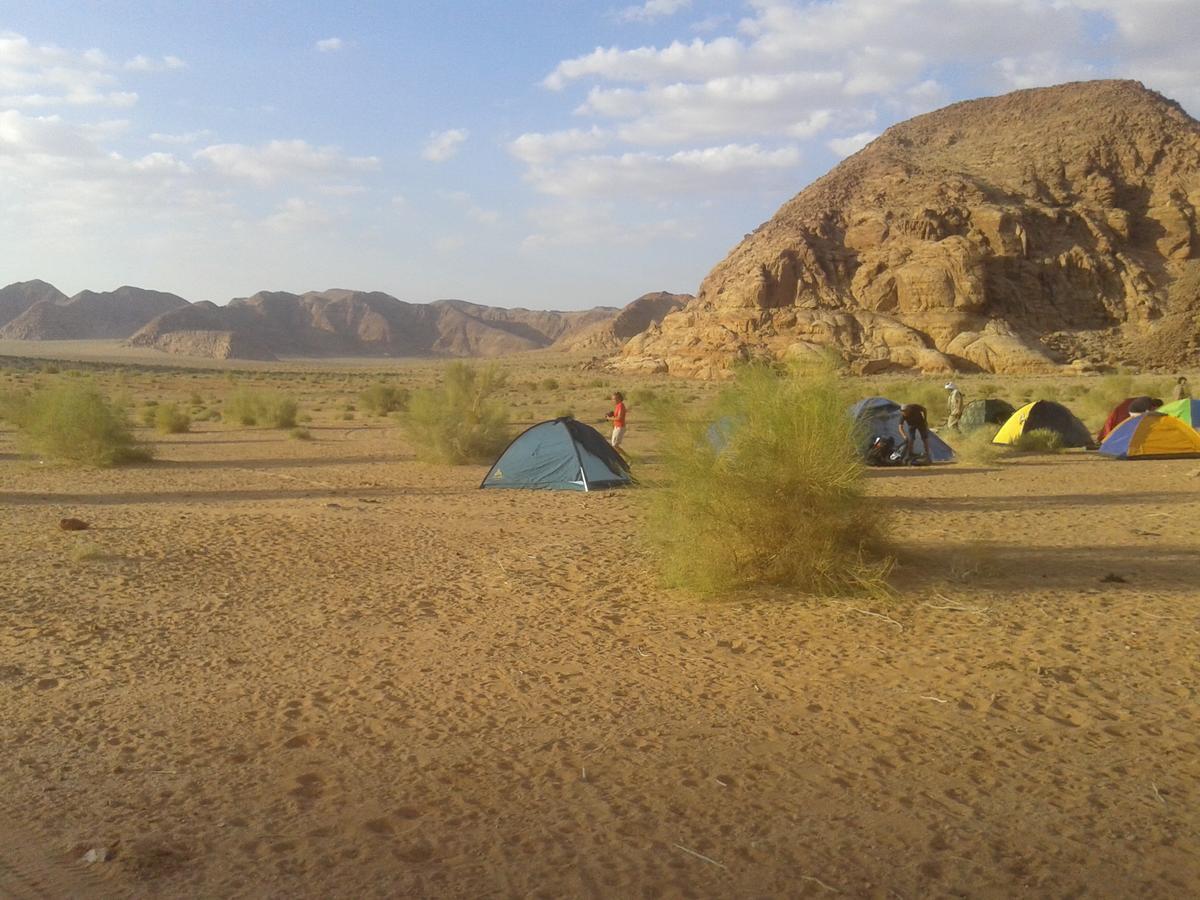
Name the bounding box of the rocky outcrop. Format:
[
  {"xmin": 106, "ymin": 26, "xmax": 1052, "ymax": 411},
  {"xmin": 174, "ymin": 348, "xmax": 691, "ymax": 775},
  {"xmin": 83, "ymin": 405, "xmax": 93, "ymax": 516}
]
[
  {"xmin": 0, "ymin": 286, "xmax": 189, "ymax": 340},
  {"xmin": 0, "ymin": 280, "xmax": 67, "ymax": 329},
  {"xmin": 130, "ymin": 289, "xmax": 622, "ymax": 360},
  {"xmin": 562, "ymin": 292, "xmax": 692, "ymax": 352},
  {"xmin": 619, "ymin": 80, "xmax": 1200, "ymax": 377}
]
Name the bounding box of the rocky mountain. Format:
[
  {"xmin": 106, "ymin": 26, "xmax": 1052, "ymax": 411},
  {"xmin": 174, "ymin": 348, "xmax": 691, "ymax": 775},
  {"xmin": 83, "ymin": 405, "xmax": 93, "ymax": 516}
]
[
  {"xmin": 562, "ymin": 291, "xmax": 693, "ymax": 352},
  {"xmin": 0, "ymin": 285, "xmax": 189, "ymax": 340},
  {"xmin": 619, "ymin": 80, "xmax": 1200, "ymax": 377},
  {"xmin": 0, "ymin": 280, "xmax": 67, "ymax": 329},
  {"xmin": 129, "ymin": 289, "xmax": 621, "ymax": 360}
]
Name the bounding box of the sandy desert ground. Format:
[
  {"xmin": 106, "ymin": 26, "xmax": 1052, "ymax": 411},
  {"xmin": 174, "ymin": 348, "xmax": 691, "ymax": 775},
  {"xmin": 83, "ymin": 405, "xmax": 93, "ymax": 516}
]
[{"xmin": 1, "ymin": 355, "xmax": 1199, "ymax": 899}]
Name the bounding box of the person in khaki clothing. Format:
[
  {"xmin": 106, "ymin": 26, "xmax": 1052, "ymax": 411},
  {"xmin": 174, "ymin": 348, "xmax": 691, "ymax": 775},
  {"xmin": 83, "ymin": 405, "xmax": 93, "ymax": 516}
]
[
  {"xmin": 944, "ymin": 382, "xmax": 965, "ymax": 431},
  {"xmin": 1173, "ymin": 376, "xmax": 1191, "ymax": 401}
]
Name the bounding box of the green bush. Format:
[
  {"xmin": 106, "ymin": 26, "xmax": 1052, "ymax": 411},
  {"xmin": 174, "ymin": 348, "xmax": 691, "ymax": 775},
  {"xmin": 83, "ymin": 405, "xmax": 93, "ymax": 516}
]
[
  {"xmin": 403, "ymin": 362, "xmax": 512, "ymax": 464},
  {"xmin": 647, "ymin": 362, "xmax": 890, "ymax": 596},
  {"xmin": 154, "ymin": 402, "xmax": 191, "ymax": 434},
  {"xmin": 953, "ymin": 424, "xmax": 1004, "ymax": 466},
  {"xmin": 1012, "ymin": 428, "xmax": 1063, "ymax": 453},
  {"xmin": 359, "ymin": 383, "xmax": 410, "ymax": 416},
  {"xmin": 289, "ymin": 427, "xmax": 313, "ymax": 441},
  {"xmin": 5, "ymin": 383, "xmax": 151, "ymax": 466},
  {"xmin": 224, "ymin": 390, "xmax": 299, "ymax": 428}
]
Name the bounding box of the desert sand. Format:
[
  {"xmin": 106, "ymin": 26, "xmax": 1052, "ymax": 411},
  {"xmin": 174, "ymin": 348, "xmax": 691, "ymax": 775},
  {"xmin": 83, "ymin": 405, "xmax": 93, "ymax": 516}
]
[{"xmin": 2, "ymin": 361, "xmax": 1199, "ymax": 899}]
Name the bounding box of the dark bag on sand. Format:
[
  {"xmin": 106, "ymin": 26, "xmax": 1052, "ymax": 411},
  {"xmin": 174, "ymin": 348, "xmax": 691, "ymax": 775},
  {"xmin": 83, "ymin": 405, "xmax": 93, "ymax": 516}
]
[{"xmin": 866, "ymin": 436, "xmax": 897, "ymax": 467}]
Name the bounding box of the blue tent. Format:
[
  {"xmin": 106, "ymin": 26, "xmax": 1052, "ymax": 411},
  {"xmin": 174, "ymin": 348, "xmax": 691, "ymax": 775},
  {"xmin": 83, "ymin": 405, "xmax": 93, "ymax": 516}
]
[
  {"xmin": 1098, "ymin": 412, "xmax": 1200, "ymax": 460},
  {"xmin": 849, "ymin": 396, "xmax": 955, "ymax": 462},
  {"xmin": 480, "ymin": 417, "xmax": 631, "ymax": 491}
]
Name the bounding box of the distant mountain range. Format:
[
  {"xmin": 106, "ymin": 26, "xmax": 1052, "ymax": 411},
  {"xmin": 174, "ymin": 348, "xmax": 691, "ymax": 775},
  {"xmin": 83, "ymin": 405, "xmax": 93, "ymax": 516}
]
[{"xmin": 0, "ymin": 280, "xmax": 691, "ymax": 361}]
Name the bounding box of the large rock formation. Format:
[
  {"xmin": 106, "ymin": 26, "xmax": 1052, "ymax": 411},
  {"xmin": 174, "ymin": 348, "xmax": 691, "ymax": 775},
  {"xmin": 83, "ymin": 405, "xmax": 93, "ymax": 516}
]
[
  {"xmin": 562, "ymin": 291, "xmax": 693, "ymax": 352},
  {"xmin": 620, "ymin": 80, "xmax": 1200, "ymax": 377},
  {"xmin": 129, "ymin": 289, "xmax": 620, "ymax": 360},
  {"xmin": 0, "ymin": 286, "xmax": 189, "ymax": 340},
  {"xmin": 0, "ymin": 280, "xmax": 67, "ymax": 329}
]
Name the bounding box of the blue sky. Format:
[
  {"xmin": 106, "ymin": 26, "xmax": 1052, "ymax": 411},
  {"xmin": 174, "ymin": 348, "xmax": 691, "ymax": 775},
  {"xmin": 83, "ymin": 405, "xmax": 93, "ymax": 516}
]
[{"xmin": 2, "ymin": 1, "xmax": 1197, "ymax": 308}]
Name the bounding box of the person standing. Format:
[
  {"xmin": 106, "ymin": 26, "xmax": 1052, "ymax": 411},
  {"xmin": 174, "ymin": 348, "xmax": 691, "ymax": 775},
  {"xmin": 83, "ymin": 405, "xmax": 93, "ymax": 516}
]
[
  {"xmin": 605, "ymin": 391, "xmax": 627, "ymax": 453},
  {"xmin": 899, "ymin": 403, "xmax": 932, "ymax": 465},
  {"xmin": 944, "ymin": 381, "xmax": 965, "ymax": 431},
  {"xmin": 1173, "ymin": 376, "xmax": 1191, "ymax": 401}
]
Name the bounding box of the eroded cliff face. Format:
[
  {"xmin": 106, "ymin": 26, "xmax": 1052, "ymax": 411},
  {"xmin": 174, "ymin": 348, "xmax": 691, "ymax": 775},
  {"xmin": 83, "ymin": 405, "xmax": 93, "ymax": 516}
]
[{"xmin": 619, "ymin": 80, "xmax": 1200, "ymax": 377}]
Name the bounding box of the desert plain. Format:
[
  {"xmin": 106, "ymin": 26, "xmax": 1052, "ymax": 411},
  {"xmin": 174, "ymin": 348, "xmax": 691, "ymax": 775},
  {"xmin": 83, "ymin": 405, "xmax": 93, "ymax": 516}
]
[{"xmin": 1, "ymin": 346, "xmax": 1198, "ymax": 899}]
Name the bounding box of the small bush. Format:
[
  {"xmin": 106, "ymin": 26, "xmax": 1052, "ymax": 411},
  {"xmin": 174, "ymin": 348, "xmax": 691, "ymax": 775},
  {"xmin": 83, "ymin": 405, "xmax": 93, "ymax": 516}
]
[
  {"xmin": 403, "ymin": 362, "xmax": 512, "ymax": 464},
  {"xmin": 359, "ymin": 383, "xmax": 410, "ymax": 416},
  {"xmin": 647, "ymin": 362, "xmax": 890, "ymax": 596},
  {"xmin": 289, "ymin": 427, "xmax": 313, "ymax": 441},
  {"xmin": 539, "ymin": 377, "xmax": 559, "ymax": 391},
  {"xmin": 1012, "ymin": 428, "xmax": 1063, "ymax": 453},
  {"xmin": 630, "ymin": 388, "xmax": 658, "ymax": 406},
  {"xmin": 154, "ymin": 402, "xmax": 191, "ymax": 434},
  {"xmin": 953, "ymin": 424, "xmax": 1004, "ymax": 466},
  {"xmin": 6, "ymin": 383, "xmax": 151, "ymax": 466},
  {"xmin": 224, "ymin": 390, "xmax": 299, "ymax": 428},
  {"xmin": 976, "ymin": 382, "xmax": 1000, "ymax": 398},
  {"xmin": 140, "ymin": 405, "xmax": 157, "ymax": 427}
]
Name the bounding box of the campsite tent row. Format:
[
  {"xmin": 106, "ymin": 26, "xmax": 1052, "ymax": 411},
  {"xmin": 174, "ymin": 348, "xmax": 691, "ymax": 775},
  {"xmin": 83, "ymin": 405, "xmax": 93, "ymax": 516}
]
[{"xmin": 477, "ymin": 394, "xmax": 1200, "ymax": 491}]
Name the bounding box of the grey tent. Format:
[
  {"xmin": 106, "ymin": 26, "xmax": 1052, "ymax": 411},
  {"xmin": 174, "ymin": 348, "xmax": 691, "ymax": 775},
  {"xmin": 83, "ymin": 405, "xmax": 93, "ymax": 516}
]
[
  {"xmin": 480, "ymin": 417, "xmax": 631, "ymax": 491},
  {"xmin": 960, "ymin": 398, "xmax": 1016, "ymax": 431}
]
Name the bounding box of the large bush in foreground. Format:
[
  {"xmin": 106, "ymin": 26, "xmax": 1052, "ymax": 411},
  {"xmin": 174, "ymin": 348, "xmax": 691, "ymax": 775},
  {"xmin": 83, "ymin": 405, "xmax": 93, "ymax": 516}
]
[
  {"xmin": 648, "ymin": 362, "xmax": 890, "ymax": 596},
  {"xmin": 5, "ymin": 383, "xmax": 151, "ymax": 466},
  {"xmin": 403, "ymin": 363, "xmax": 511, "ymax": 464}
]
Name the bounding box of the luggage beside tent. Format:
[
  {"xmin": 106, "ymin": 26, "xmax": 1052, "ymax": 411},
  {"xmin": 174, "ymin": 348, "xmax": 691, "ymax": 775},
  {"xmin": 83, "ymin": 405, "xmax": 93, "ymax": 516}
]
[
  {"xmin": 992, "ymin": 401, "xmax": 1093, "ymax": 448},
  {"xmin": 849, "ymin": 397, "xmax": 955, "ymax": 463},
  {"xmin": 481, "ymin": 417, "xmax": 631, "ymax": 491},
  {"xmin": 1098, "ymin": 412, "xmax": 1200, "ymax": 459},
  {"xmin": 960, "ymin": 398, "xmax": 1016, "ymax": 432}
]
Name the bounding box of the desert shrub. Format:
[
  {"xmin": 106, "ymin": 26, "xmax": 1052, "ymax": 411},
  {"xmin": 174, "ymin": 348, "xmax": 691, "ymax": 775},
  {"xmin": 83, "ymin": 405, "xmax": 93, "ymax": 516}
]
[
  {"xmin": 403, "ymin": 362, "xmax": 512, "ymax": 464},
  {"xmin": 976, "ymin": 382, "xmax": 1000, "ymax": 399},
  {"xmin": 140, "ymin": 404, "xmax": 158, "ymax": 426},
  {"xmin": 224, "ymin": 390, "xmax": 298, "ymax": 428},
  {"xmin": 6, "ymin": 382, "xmax": 151, "ymax": 466},
  {"xmin": 1012, "ymin": 428, "xmax": 1063, "ymax": 453},
  {"xmin": 359, "ymin": 383, "xmax": 410, "ymax": 416},
  {"xmin": 953, "ymin": 424, "xmax": 1004, "ymax": 466},
  {"xmin": 289, "ymin": 427, "xmax": 313, "ymax": 441},
  {"xmin": 630, "ymin": 387, "xmax": 658, "ymax": 406},
  {"xmin": 647, "ymin": 362, "xmax": 890, "ymax": 596},
  {"xmin": 154, "ymin": 402, "xmax": 191, "ymax": 434},
  {"xmin": 539, "ymin": 377, "xmax": 559, "ymax": 391}
]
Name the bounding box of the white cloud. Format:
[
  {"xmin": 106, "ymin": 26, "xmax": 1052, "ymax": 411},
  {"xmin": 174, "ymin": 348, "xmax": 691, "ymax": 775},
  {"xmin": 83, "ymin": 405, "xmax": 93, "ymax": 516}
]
[
  {"xmin": 422, "ymin": 128, "xmax": 468, "ymax": 162},
  {"xmin": 0, "ymin": 30, "xmax": 180, "ymax": 108},
  {"xmin": 194, "ymin": 139, "xmax": 379, "ymax": 185},
  {"xmin": 543, "ymin": 38, "xmax": 744, "ymax": 90},
  {"xmin": 522, "ymin": 202, "xmax": 694, "ymax": 250},
  {"xmin": 264, "ymin": 198, "xmax": 331, "ymax": 232},
  {"xmin": 524, "ymin": 143, "xmax": 801, "ymax": 198},
  {"xmin": 149, "ymin": 129, "xmax": 214, "ymax": 145},
  {"xmin": 827, "ymin": 131, "xmax": 877, "ymax": 158},
  {"xmin": 315, "ymin": 37, "xmax": 346, "ymax": 53},
  {"xmin": 508, "ymin": 126, "xmax": 610, "ymax": 164},
  {"xmin": 124, "ymin": 54, "xmax": 186, "ymax": 72},
  {"xmin": 618, "ymin": 0, "xmax": 691, "ymax": 24},
  {"xmin": 434, "ymin": 235, "xmax": 464, "ymax": 253}
]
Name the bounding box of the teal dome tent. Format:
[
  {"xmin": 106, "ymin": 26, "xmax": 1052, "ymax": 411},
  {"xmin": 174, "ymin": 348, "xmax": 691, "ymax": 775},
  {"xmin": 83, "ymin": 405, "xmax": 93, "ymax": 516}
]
[{"xmin": 480, "ymin": 417, "xmax": 631, "ymax": 491}]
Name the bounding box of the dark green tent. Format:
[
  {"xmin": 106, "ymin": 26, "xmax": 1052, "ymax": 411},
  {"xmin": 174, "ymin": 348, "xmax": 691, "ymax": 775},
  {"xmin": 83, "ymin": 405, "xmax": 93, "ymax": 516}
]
[
  {"xmin": 480, "ymin": 417, "xmax": 631, "ymax": 491},
  {"xmin": 960, "ymin": 398, "xmax": 1016, "ymax": 431}
]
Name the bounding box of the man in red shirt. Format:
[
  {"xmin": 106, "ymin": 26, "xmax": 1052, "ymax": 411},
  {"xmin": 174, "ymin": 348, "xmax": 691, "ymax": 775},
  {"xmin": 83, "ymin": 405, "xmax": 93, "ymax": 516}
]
[{"xmin": 605, "ymin": 391, "xmax": 627, "ymax": 452}]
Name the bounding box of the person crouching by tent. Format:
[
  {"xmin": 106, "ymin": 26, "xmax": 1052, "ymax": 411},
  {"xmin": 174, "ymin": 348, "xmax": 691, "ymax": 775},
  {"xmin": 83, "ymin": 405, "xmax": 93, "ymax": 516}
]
[
  {"xmin": 899, "ymin": 403, "xmax": 932, "ymax": 465},
  {"xmin": 1174, "ymin": 376, "xmax": 1191, "ymax": 401},
  {"xmin": 944, "ymin": 381, "xmax": 965, "ymax": 431},
  {"xmin": 604, "ymin": 392, "xmax": 628, "ymax": 456}
]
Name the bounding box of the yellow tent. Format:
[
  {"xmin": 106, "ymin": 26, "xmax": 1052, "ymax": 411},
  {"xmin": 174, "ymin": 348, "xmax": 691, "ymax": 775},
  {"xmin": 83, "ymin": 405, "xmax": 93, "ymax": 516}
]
[{"xmin": 993, "ymin": 400, "xmax": 1093, "ymax": 447}]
